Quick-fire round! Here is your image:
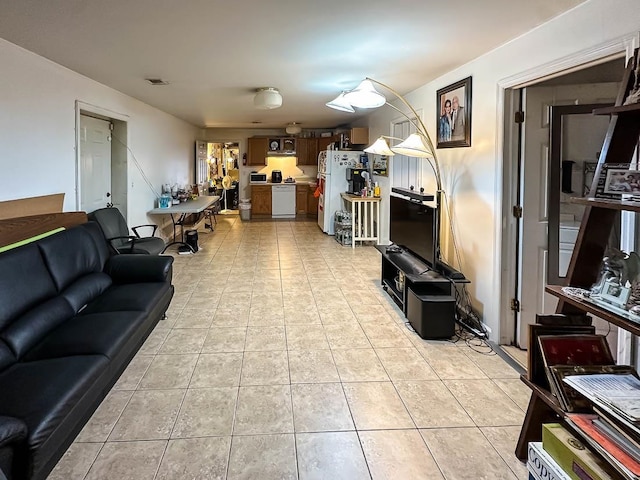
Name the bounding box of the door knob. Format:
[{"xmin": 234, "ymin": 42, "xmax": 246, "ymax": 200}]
[{"xmin": 106, "ymin": 192, "xmax": 111, "ymax": 197}]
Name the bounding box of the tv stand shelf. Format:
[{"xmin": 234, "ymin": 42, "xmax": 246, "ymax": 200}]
[{"xmin": 376, "ymin": 245, "xmax": 468, "ymax": 339}]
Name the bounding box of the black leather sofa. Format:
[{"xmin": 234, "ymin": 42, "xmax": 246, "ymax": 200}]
[{"xmin": 0, "ymin": 222, "xmax": 174, "ymax": 480}]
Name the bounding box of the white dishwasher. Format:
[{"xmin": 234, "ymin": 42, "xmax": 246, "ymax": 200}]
[{"xmin": 272, "ymin": 184, "xmax": 296, "ymax": 218}]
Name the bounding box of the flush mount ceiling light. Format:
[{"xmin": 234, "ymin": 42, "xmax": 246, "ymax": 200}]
[
  {"xmin": 285, "ymin": 122, "xmax": 302, "ymax": 135},
  {"xmin": 254, "ymin": 87, "xmax": 282, "ymax": 110}
]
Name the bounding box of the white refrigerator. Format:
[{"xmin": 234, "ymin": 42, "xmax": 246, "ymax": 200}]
[{"xmin": 317, "ymin": 150, "xmax": 362, "ymax": 234}]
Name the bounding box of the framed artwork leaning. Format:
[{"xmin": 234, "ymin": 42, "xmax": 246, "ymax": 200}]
[{"xmin": 436, "ymin": 76, "xmax": 472, "ymax": 148}]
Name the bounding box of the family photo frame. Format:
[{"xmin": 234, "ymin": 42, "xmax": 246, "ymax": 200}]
[
  {"xmin": 436, "ymin": 76, "xmax": 472, "ymax": 148},
  {"xmin": 603, "ymin": 168, "xmax": 640, "ymax": 194}
]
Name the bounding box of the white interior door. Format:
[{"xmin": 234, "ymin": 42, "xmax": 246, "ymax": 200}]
[
  {"xmin": 80, "ymin": 115, "xmax": 112, "ymax": 213},
  {"xmin": 517, "ymin": 86, "xmax": 557, "ymax": 348}
]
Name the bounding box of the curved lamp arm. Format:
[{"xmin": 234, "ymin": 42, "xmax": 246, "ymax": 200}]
[{"xmin": 366, "ymin": 77, "xmax": 442, "ymax": 192}]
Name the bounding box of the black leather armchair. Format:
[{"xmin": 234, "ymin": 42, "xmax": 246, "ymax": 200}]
[{"xmin": 88, "ymin": 207, "xmax": 165, "ymax": 255}]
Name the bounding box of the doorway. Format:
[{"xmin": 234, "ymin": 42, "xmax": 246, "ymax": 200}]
[
  {"xmin": 198, "ymin": 142, "xmax": 240, "ymax": 214},
  {"xmin": 76, "ymin": 103, "xmax": 128, "ymax": 218},
  {"xmin": 502, "ymin": 57, "xmax": 626, "ymax": 363}
]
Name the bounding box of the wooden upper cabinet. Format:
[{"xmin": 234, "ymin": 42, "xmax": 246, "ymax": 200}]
[
  {"xmin": 247, "ymin": 138, "xmax": 268, "ymax": 166},
  {"xmin": 318, "ymin": 135, "xmax": 339, "ymax": 152},
  {"xmin": 296, "ymin": 138, "xmax": 318, "ymax": 165}
]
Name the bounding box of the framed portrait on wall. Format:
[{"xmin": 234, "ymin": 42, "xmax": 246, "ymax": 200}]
[{"xmin": 436, "ymin": 76, "xmax": 472, "ymax": 148}]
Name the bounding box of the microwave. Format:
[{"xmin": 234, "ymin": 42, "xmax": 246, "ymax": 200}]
[{"xmin": 250, "ymin": 173, "xmax": 267, "ymax": 183}]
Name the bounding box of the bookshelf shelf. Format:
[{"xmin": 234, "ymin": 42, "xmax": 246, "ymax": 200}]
[
  {"xmin": 545, "ymin": 285, "xmax": 640, "ymax": 337},
  {"xmin": 570, "ymin": 196, "xmax": 640, "ymax": 213},
  {"xmin": 593, "ymin": 103, "xmax": 640, "ymax": 116}
]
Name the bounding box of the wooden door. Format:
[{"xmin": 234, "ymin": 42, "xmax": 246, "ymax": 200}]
[
  {"xmin": 307, "ymin": 185, "xmax": 318, "ymax": 217},
  {"xmin": 296, "ymin": 185, "xmax": 307, "ymax": 214},
  {"xmin": 248, "ymin": 138, "xmax": 268, "ymax": 166},
  {"xmin": 251, "ymin": 185, "xmax": 272, "ymax": 215}
]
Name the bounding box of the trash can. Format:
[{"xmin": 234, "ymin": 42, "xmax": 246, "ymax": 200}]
[
  {"xmin": 185, "ymin": 229, "xmax": 199, "ymax": 252},
  {"xmin": 239, "ymin": 200, "xmax": 251, "ymax": 221}
]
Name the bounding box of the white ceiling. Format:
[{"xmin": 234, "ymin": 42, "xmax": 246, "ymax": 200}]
[{"xmin": 0, "ymin": 0, "xmax": 586, "ymax": 129}]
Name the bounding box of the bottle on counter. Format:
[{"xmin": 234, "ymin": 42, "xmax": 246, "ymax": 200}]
[{"xmin": 374, "ymin": 182, "xmax": 380, "ymax": 197}]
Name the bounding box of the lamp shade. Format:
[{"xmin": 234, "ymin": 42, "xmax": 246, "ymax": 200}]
[
  {"xmin": 343, "ymin": 80, "xmax": 386, "ymax": 108},
  {"xmin": 391, "ymin": 133, "xmax": 432, "ymax": 158},
  {"xmin": 325, "ymin": 92, "xmax": 355, "ymax": 112},
  {"xmin": 254, "ymin": 87, "xmax": 282, "ymax": 110},
  {"xmin": 364, "ymin": 137, "xmax": 395, "ymax": 156},
  {"xmin": 285, "ymin": 123, "xmax": 302, "ymax": 135}
]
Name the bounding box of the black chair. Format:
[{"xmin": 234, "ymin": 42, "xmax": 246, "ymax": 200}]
[{"xmin": 88, "ymin": 207, "xmax": 165, "ymax": 255}]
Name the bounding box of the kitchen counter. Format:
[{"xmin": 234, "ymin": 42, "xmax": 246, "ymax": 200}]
[{"xmin": 250, "ymin": 180, "xmax": 317, "ymax": 186}]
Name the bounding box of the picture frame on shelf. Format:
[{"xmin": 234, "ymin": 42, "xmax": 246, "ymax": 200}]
[
  {"xmin": 598, "ymin": 280, "xmax": 631, "ymax": 308},
  {"xmin": 436, "ymin": 76, "xmax": 472, "ymax": 148},
  {"xmin": 603, "ymin": 168, "xmax": 640, "ymax": 194},
  {"xmin": 593, "ymin": 163, "xmax": 631, "ymax": 199}
]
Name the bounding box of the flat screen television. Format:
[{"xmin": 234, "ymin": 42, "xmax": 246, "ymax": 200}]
[{"xmin": 389, "ymin": 194, "xmax": 438, "ymax": 269}]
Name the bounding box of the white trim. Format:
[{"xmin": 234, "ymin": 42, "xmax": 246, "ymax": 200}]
[
  {"xmin": 499, "ymin": 33, "xmax": 638, "ymax": 89},
  {"xmin": 496, "ymin": 32, "xmax": 639, "ymax": 346}
]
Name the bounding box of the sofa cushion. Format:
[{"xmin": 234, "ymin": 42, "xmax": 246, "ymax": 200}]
[
  {"xmin": 0, "ymin": 355, "xmax": 109, "ymax": 476},
  {"xmin": 0, "ymin": 244, "xmax": 56, "ymax": 332},
  {"xmin": 81, "ymin": 282, "xmax": 173, "ymax": 315},
  {"xmin": 36, "ymin": 223, "xmax": 108, "ymax": 292},
  {"xmin": 60, "ymin": 272, "xmax": 113, "ymax": 313},
  {"xmin": 24, "ymin": 311, "xmax": 148, "ymax": 361},
  {"xmin": 0, "ymin": 297, "xmax": 75, "ymax": 360}
]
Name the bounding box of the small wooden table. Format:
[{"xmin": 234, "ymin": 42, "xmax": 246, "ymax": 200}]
[
  {"xmin": 340, "ymin": 193, "xmax": 381, "ymax": 248},
  {"xmin": 148, "ymin": 195, "xmax": 220, "ymax": 252}
]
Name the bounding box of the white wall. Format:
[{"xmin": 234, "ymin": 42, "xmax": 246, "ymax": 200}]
[
  {"xmin": 0, "ymin": 38, "xmax": 199, "ymax": 228},
  {"xmin": 364, "ymin": 0, "xmax": 640, "ymax": 340}
]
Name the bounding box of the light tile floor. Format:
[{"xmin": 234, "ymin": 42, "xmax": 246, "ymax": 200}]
[{"xmin": 49, "ymin": 216, "xmax": 530, "ymax": 480}]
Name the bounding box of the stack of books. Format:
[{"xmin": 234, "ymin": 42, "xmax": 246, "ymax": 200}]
[{"xmin": 563, "ymin": 373, "xmax": 640, "ymax": 479}]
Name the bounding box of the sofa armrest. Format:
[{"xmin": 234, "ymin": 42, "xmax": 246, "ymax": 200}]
[
  {"xmin": 105, "ymin": 254, "xmax": 173, "ymax": 284},
  {"xmin": 0, "ymin": 416, "xmax": 27, "ymax": 479},
  {"xmin": 0, "ymin": 416, "xmax": 26, "ymax": 450}
]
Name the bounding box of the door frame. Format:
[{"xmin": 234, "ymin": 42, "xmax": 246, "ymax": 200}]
[
  {"xmin": 75, "ymin": 101, "xmax": 129, "ymax": 216},
  {"xmin": 496, "ymin": 34, "xmax": 638, "ymax": 346}
]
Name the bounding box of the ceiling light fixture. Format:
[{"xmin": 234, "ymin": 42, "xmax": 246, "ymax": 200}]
[
  {"xmin": 285, "ymin": 122, "xmax": 302, "ymax": 135},
  {"xmin": 254, "ymin": 87, "xmax": 282, "ymax": 110},
  {"xmin": 326, "ymin": 77, "xmax": 440, "ymax": 192},
  {"xmin": 325, "ymin": 92, "xmax": 355, "ymax": 113}
]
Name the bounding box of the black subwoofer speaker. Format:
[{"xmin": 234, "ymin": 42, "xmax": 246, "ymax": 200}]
[{"xmin": 406, "ymin": 289, "xmax": 455, "ymax": 339}]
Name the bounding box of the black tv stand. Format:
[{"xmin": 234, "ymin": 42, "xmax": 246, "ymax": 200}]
[{"xmin": 375, "ymin": 245, "xmax": 469, "ymax": 339}]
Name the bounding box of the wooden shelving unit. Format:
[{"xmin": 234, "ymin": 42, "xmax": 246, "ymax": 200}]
[
  {"xmin": 515, "ymin": 48, "xmax": 640, "ymax": 470},
  {"xmin": 546, "ymin": 285, "xmax": 640, "ymax": 336}
]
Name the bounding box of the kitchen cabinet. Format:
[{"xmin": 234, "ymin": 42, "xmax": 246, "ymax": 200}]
[
  {"xmin": 251, "ymin": 185, "xmax": 272, "ymax": 215},
  {"xmin": 307, "ymin": 185, "xmax": 318, "ymax": 218},
  {"xmin": 247, "ymin": 138, "xmax": 268, "ymax": 166},
  {"xmin": 349, "ymin": 127, "xmax": 369, "ymax": 145},
  {"xmin": 296, "ymin": 185, "xmax": 307, "ymax": 214},
  {"xmin": 318, "ymin": 135, "xmax": 339, "ymax": 152},
  {"xmin": 296, "ymin": 138, "xmax": 319, "ymax": 166}
]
